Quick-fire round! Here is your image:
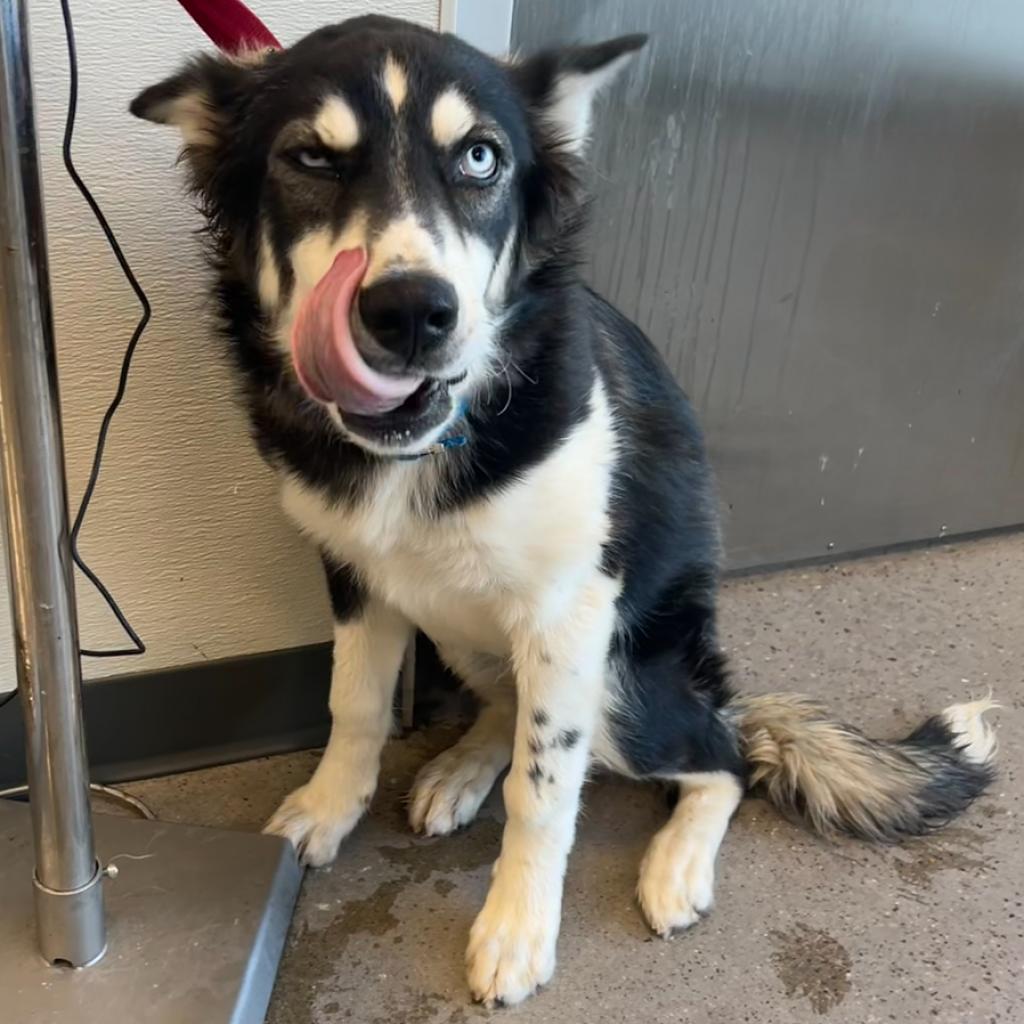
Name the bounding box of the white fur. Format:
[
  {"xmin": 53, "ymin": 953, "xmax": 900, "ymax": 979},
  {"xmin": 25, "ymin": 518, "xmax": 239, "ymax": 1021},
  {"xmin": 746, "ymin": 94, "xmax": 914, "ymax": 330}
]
[
  {"xmin": 430, "ymin": 87, "xmax": 476, "ymax": 147},
  {"xmin": 382, "ymin": 54, "xmax": 408, "ymax": 111},
  {"xmin": 264, "ymin": 606, "xmax": 410, "ymax": 864},
  {"xmin": 362, "ymin": 213, "xmax": 441, "ymax": 283},
  {"xmin": 314, "ymin": 95, "xmax": 360, "ymax": 150},
  {"xmin": 280, "ymin": 381, "xmax": 616, "ymax": 656},
  {"xmin": 637, "ymin": 771, "xmax": 743, "ymax": 937},
  {"xmin": 544, "ymin": 52, "xmax": 635, "ymax": 155},
  {"xmin": 942, "ymin": 695, "xmax": 999, "ymax": 764},
  {"xmin": 467, "ymin": 570, "xmax": 621, "ymax": 1005}
]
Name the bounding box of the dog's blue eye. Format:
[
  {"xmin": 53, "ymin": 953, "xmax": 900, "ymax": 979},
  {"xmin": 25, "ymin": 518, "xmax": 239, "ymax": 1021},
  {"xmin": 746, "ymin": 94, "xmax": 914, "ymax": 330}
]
[
  {"xmin": 295, "ymin": 148, "xmax": 333, "ymax": 170},
  {"xmin": 458, "ymin": 142, "xmax": 498, "ymax": 181}
]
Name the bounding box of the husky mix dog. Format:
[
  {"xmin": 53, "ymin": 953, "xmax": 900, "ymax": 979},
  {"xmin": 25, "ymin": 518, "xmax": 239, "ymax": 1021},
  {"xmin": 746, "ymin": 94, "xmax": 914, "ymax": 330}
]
[{"xmin": 132, "ymin": 16, "xmax": 996, "ymax": 1006}]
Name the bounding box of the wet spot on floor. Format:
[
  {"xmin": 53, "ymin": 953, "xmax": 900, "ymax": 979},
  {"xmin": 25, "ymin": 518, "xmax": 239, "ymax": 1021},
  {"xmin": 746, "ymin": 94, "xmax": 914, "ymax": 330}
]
[
  {"xmin": 366, "ymin": 989, "xmax": 486, "ymax": 1024},
  {"xmin": 268, "ymin": 879, "xmax": 406, "ymax": 1020},
  {"xmin": 378, "ymin": 817, "xmax": 502, "ymax": 882},
  {"xmin": 770, "ymin": 923, "xmax": 852, "ymax": 1014},
  {"xmin": 889, "ymin": 827, "xmax": 989, "ymax": 889}
]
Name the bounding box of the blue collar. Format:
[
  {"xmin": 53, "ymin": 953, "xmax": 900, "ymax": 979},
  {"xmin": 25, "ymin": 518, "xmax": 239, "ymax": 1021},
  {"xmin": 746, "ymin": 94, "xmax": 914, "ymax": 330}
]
[{"xmin": 392, "ymin": 398, "xmax": 469, "ymax": 461}]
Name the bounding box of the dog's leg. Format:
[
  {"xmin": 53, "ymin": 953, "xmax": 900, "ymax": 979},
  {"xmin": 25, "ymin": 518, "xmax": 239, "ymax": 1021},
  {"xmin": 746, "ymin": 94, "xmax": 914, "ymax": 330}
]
[
  {"xmin": 637, "ymin": 770, "xmax": 743, "ymax": 936},
  {"xmin": 265, "ymin": 561, "xmax": 410, "ymax": 866},
  {"xmin": 466, "ymin": 574, "xmax": 618, "ymax": 1006},
  {"xmin": 409, "ymin": 648, "xmax": 515, "ymax": 836}
]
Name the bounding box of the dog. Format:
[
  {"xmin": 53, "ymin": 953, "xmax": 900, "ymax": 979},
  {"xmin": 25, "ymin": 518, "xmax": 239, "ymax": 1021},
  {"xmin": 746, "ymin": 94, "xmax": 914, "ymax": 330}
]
[{"xmin": 132, "ymin": 16, "xmax": 997, "ymax": 1006}]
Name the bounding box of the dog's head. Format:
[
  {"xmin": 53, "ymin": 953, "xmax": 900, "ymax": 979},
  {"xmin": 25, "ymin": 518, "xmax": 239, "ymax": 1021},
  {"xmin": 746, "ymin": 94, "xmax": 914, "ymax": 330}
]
[{"xmin": 132, "ymin": 17, "xmax": 644, "ymax": 455}]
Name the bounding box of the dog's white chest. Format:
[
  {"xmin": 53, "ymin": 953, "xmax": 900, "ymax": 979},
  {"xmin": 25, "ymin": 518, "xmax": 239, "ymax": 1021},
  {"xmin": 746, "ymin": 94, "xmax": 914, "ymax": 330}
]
[{"xmin": 280, "ymin": 388, "xmax": 615, "ymax": 655}]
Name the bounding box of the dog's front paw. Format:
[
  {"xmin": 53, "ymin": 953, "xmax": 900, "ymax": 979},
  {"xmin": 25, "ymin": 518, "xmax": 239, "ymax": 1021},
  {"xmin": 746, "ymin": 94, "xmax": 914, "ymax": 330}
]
[
  {"xmin": 466, "ymin": 878, "xmax": 558, "ymax": 1006},
  {"xmin": 264, "ymin": 779, "xmax": 367, "ymax": 867},
  {"xmin": 636, "ymin": 827, "xmax": 716, "ymax": 937}
]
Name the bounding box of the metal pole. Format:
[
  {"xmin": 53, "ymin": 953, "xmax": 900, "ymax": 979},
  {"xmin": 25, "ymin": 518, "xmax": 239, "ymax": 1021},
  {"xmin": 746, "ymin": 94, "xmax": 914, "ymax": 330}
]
[{"xmin": 0, "ymin": 0, "xmax": 105, "ymax": 967}]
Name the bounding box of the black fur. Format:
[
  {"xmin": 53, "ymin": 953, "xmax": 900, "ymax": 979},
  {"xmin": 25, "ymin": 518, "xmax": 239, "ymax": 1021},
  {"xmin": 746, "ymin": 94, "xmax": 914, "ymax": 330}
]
[
  {"xmin": 321, "ymin": 555, "xmax": 365, "ymax": 622},
  {"xmin": 890, "ymin": 716, "xmax": 996, "ymax": 836}
]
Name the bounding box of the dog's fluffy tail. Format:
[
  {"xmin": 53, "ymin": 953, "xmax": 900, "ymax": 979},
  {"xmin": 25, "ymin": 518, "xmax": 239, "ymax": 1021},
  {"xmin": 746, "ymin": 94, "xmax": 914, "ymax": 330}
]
[{"xmin": 730, "ymin": 692, "xmax": 997, "ymax": 841}]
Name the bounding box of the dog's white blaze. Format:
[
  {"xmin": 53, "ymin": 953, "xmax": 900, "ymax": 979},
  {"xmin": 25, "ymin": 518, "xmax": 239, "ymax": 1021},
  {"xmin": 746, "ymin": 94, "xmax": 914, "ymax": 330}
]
[
  {"xmin": 257, "ymin": 228, "xmax": 280, "ymax": 311},
  {"xmin": 314, "ymin": 94, "xmax": 360, "ymax": 150},
  {"xmin": 362, "ymin": 213, "xmax": 440, "ymax": 284},
  {"xmin": 382, "ymin": 54, "xmax": 408, "ymax": 112},
  {"xmin": 544, "ymin": 52, "xmax": 636, "ymax": 154},
  {"xmin": 430, "ymin": 87, "xmax": 476, "ymax": 147},
  {"xmin": 637, "ymin": 771, "xmax": 743, "ymax": 937}
]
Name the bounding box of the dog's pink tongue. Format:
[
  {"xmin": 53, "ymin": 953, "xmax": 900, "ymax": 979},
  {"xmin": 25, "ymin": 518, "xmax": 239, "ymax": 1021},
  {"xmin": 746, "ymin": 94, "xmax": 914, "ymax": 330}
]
[{"xmin": 291, "ymin": 248, "xmax": 423, "ymax": 416}]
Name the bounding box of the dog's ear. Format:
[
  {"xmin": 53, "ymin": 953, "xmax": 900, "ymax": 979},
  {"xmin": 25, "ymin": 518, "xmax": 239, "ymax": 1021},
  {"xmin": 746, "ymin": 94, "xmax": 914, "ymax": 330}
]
[
  {"xmin": 511, "ymin": 34, "xmax": 647, "ymax": 155},
  {"xmin": 130, "ymin": 53, "xmax": 266, "ymax": 193}
]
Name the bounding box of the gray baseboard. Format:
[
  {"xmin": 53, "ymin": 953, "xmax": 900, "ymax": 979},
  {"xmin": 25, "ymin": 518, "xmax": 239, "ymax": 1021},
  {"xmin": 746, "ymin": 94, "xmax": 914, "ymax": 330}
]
[
  {"xmin": 0, "ymin": 633, "xmax": 461, "ymax": 788},
  {"xmin": 0, "ymin": 643, "xmax": 333, "ymax": 787}
]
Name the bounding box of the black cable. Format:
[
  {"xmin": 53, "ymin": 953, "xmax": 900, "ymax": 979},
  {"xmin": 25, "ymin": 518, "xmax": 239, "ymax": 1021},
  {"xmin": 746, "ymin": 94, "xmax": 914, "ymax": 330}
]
[
  {"xmin": 60, "ymin": 0, "xmax": 148, "ymax": 659},
  {"xmin": 1, "ymin": 0, "xmax": 150, "ymax": 711}
]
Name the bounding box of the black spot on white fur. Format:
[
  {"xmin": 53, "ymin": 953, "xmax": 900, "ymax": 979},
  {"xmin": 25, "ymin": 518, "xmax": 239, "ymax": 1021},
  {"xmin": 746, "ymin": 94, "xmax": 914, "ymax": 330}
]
[{"xmin": 557, "ymin": 729, "xmax": 580, "ymax": 750}]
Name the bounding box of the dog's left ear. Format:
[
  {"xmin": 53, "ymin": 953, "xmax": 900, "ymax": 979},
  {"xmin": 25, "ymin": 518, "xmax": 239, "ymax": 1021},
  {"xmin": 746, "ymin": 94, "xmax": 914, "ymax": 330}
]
[
  {"xmin": 511, "ymin": 34, "xmax": 647, "ymax": 154},
  {"xmin": 130, "ymin": 52, "xmax": 269, "ymax": 202}
]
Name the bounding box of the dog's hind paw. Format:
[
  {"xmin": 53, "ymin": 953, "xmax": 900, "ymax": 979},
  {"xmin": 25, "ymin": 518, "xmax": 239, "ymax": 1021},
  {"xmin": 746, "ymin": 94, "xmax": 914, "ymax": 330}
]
[
  {"xmin": 408, "ymin": 743, "xmax": 503, "ymax": 836},
  {"xmin": 636, "ymin": 829, "xmax": 715, "ymax": 938}
]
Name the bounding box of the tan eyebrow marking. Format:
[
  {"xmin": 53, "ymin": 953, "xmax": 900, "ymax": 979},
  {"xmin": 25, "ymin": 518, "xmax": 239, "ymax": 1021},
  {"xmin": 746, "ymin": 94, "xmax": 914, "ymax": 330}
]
[
  {"xmin": 430, "ymin": 87, "xmax": 476, "ymax": 147},
  {"xmin": 313, "ymin": 95, "xmax": 359, "ymax": 150}
]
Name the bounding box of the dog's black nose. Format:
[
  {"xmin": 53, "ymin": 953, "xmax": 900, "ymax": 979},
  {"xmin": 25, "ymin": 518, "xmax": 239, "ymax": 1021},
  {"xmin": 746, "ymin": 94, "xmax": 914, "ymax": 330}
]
[{"xmin": 358, "ymin": 274, "xmax": 458, "ymax": 360}]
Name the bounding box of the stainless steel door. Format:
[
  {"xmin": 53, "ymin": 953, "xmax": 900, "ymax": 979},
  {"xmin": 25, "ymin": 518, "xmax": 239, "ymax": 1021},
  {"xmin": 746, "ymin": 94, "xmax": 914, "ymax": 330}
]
[{"xmin": 512, "ymin": 0, "xmax": 1024, "ymax": 568}]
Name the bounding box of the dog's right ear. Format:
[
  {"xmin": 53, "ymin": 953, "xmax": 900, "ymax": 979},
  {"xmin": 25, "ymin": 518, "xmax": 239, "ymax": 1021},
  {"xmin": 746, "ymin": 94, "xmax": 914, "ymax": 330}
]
[
  {"xmin": 511, "ymin": 34, "xmax": 647, "ymax": 156},
  {"xmin": 130, "ymin": 53, "xmax": 263, "ymax": 193}
]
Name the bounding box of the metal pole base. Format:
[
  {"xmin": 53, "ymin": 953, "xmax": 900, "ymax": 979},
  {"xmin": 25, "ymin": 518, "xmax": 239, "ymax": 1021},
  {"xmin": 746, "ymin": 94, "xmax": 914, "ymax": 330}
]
[
  {"xmin": 33, "ymin": 859, "xmax": 106, "ymax": 967},
  {"xmin": 0, "ymin": 800, "xmax": 302, "ymax": 1023}
]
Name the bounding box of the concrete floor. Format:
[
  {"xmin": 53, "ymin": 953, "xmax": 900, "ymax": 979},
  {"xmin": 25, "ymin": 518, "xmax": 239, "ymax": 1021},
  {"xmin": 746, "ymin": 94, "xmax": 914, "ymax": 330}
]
[{"xmin": 125, "ymin": 534, "xmax": 1023, "ymax": 1023}]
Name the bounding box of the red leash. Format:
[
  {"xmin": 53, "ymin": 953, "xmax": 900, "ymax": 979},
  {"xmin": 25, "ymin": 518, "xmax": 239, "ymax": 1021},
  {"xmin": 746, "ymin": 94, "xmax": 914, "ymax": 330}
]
[{"xmin": 174, "ymin": 0, "xmax": 281, "ymax": 53}]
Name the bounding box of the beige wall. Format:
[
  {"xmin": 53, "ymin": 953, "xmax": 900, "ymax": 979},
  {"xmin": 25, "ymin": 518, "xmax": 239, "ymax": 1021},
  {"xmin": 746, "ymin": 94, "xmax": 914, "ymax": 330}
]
[{"xmin": 0, "ymin": 0, "xmax": 438, "ymax": 691}]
